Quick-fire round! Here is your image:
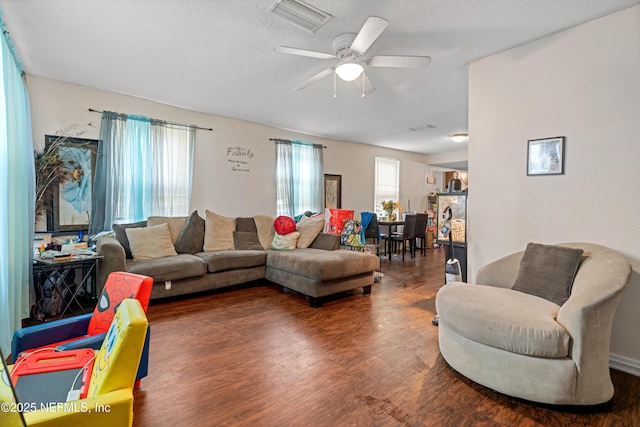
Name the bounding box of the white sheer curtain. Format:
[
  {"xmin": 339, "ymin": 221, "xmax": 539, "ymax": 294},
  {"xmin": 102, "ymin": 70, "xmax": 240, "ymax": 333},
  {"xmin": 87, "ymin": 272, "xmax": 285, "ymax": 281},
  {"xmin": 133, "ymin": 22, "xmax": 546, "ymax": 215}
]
[
  {"xmin": 0, "ymin": 20, "xmax": 34, "ymax": 355},
  {"xmin": 275, "ymin": 139, "xmax": 323, "ymax": 217},
  {"xmin": 150, "ymin": 122, "xmax": 194, "ymax": 216},
  {"xmin": 275, "ymin": 141, "xmax": 294, "ymax": 216},
  {"xmin": 90, "ymin": 113, "xmax": 195, "ymax": 233}
]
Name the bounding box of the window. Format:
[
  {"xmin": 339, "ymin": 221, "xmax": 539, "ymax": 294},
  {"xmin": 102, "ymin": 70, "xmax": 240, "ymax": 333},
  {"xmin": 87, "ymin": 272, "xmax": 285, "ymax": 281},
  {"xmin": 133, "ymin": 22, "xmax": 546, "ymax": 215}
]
[
  {"xmin": 90, "ymin": 112, "xmax": 195, "ymax": 233},
  {"xmin": 275, "ymin": 140, "xmax": 324, "ymax": 217},
  {"xmin": 374, "ymin": 156, "xmax": 399, "ymax": 214}
]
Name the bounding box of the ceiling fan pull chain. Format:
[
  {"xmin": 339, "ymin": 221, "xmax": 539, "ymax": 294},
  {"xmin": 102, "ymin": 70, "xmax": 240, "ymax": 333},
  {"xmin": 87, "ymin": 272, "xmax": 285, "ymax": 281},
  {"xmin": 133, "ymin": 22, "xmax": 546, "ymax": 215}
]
[
  {"xmin": 362, "ymin": 72, "xmax": 365, "ymax": 98},
  {"xmin": 333, "ymin": 71, "xmax": 337, "ymax": 98}
]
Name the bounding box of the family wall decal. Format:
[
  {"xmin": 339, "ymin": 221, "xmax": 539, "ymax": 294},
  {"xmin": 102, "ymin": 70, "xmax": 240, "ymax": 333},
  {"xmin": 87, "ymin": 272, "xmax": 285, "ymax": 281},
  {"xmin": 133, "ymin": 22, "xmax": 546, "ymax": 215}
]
[{"xmin": 226, "ymin": 145, "xmax": 254, "ymax": 172}]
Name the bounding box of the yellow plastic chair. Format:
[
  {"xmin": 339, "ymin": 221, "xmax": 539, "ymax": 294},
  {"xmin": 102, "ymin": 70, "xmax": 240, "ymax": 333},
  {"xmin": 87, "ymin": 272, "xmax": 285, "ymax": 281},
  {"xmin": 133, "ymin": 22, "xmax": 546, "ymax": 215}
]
[{"xmin": 1, "ymin": 298, "xmax": 148, "ymax": 427}]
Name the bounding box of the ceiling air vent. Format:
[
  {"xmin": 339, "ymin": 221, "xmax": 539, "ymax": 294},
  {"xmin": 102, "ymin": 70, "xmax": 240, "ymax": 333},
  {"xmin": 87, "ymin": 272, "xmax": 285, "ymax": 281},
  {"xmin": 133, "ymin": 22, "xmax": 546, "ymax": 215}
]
[{"xmin": 268, "ymin": 0, "xmax": 332, "ymax": 33}]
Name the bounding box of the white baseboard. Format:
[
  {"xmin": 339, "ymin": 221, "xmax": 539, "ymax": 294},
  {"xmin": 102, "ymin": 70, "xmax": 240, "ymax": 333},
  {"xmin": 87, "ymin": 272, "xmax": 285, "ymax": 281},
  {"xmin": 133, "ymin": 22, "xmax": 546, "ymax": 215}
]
[{"xmin": 609, "ymin": 353, "xmax": 640, "ymax": 376}]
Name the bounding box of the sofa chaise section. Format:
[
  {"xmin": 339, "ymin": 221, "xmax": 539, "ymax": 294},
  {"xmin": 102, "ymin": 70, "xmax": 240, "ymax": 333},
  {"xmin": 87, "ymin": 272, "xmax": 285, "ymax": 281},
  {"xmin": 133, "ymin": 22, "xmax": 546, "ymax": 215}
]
[{"xmin": 266, "ymin": 248, "xmax": 379, "ymax": 307}]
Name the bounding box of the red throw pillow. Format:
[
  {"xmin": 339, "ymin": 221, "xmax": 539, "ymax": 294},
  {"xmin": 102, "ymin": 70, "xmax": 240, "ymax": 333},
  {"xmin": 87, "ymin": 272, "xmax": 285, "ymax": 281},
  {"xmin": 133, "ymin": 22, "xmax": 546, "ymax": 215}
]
[{"xmin": 274, "ymin": 215, "xmax": 296, "ymax": 235}]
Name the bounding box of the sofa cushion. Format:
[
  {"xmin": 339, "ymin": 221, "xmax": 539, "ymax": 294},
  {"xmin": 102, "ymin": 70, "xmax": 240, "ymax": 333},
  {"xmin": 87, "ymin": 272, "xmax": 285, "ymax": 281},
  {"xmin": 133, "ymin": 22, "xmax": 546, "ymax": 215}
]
[
  {"xmin": 295, "ymin": 215, "xmax": 325, "ymax": 248},
  {"xmin": 236, "ymin": 217, "xmax": 257, "ymax": 233},
  {"xmin": 174, "ymin": 211, "xmax": 205, "ymax": 254},
  {"xmin": 113, "ymin": 220, "xmax": 147, "ymax": 259},
  {"xmin": 267, "ymin": 248, "xmax": 379, "ymax": 282},
  {"xmin": 126, "ymin": 254, "xmax": 207, "ymax": 282},
  {"xmin": 254, "ymin": 215, "xmax": 275, "ymax": 249},
  {"xmin": 436, "ymin": 282, "xmax": 570, "ymax": 358},
  {"xmin": 197, "ymin": 250, "xmax": 267, "ymax": 273},
  {"xmin": 204, "ymin": 210, "xmax": 236, "ymax": 251},
  {"xmin": 233, "ymin": 231, "xmax": 263, "ymax": 250},
  {"xmin": 125, "ymin": 223, "xmax": 177, "ymax": 261},
  {"xmin": 147, "ymin": 216, "xmax": 188, "ymax": 243},
  {"xmin": 512, "ymin": 242, "xmax": 584, "ymax": 306}
]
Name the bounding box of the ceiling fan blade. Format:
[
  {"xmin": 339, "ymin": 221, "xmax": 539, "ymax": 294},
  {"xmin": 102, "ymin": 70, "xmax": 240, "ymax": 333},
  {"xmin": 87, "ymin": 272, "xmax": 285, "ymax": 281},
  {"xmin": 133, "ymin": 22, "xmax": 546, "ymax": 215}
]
[
  {"xmin": 350, "ymin": 16, "xmax": 389, "ymax": 54},
  {"xmin": 369, "ymin": 55, "xmax": 432, "ymax": 68},
  {"xmin": 275, "ymin": 46, "xmax": 336, "ymax": 60},
  {"xmin": 353, "ymin": 71, "xmax": 375, "ymax": 96},
  {"xmin": 293, "ymin": 68, "xmax": 334, "ymax": 91}
]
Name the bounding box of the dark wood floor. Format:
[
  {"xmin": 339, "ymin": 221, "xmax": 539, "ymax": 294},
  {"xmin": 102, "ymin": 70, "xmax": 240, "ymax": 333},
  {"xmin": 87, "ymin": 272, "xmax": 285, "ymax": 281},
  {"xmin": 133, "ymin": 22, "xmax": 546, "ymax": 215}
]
[{"xmin": 132, "ymin": 248, "xmax": 640, "ymax": 427}]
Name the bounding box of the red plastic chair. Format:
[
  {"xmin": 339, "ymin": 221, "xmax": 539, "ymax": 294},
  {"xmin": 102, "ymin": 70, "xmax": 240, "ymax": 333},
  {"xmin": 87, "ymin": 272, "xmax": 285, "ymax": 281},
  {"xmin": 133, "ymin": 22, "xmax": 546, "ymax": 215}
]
[{"xmin": 12, "ymin": 272, "xmax": 153, "ymax": 382}]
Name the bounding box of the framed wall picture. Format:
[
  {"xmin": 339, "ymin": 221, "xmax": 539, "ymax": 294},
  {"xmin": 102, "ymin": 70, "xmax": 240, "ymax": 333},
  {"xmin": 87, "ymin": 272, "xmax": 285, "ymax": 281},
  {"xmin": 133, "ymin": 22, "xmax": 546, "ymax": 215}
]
[
  {"xmin": 44, "ymin": 135, "xmax": 98, "ymax": 232},
  {"xmin": 324, "ymin": 174, "xmax": 342, "ymax": 209},
  {"xmin": 527, "ymin": 136, "xmax": 565, "ymax": 176}
]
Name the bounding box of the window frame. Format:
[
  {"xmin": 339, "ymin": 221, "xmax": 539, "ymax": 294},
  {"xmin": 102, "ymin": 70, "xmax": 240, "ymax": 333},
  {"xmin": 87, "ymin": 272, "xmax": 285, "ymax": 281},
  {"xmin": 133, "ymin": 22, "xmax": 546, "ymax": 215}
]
[{"xmin": 374, "ymin": 156, "xmax": 400, "ymax": 215}]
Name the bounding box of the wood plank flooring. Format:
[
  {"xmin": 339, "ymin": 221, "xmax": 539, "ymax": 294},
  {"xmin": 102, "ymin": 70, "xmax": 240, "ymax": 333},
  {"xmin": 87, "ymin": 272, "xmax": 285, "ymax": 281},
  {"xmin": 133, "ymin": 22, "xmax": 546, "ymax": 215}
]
[{"xmin": 132, "ymin": 248, "xmax": 640, "ymax": 427}]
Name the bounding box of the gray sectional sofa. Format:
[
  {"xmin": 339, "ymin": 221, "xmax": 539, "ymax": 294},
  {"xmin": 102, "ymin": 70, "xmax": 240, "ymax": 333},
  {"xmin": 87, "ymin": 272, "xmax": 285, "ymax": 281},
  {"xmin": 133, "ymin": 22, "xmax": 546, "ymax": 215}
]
[{"xmin": 96, "ymin": 212, "xmax": 379, "ymax": 308}]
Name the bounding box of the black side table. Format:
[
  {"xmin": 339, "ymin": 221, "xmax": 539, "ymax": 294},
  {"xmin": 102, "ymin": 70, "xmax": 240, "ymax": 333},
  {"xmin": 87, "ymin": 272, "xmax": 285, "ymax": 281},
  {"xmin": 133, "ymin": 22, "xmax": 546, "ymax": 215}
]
[{"xmin": 32, "ymin": 254, "xmax": 102, "ymax": 319}]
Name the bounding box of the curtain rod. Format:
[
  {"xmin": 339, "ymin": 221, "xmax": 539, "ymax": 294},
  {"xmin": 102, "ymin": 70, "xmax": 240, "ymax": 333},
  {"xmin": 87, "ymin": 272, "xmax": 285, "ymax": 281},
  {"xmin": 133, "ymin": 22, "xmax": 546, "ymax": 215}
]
[
  {"xmin": 270, "ymin": 138, "xmax": 326, "ymax": 148},
  {"xmin": 88, "ymin": 108, "xmax": 213, "ymax": 131}
]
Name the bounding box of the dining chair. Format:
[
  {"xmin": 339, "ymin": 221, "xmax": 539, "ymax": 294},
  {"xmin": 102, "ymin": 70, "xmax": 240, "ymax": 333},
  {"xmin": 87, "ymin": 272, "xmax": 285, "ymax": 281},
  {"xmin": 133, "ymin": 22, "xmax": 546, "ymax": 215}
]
[
  {"xmin": 388, "ymin": 214, "xmax": 417, "ymax": 261},
  {"xmin": 363, "ymin": 212, "xmax": 383, "ymax": 256},
  {"xmin": 414, "ymin": 213, "xmax": 429, "ymax": 256}
]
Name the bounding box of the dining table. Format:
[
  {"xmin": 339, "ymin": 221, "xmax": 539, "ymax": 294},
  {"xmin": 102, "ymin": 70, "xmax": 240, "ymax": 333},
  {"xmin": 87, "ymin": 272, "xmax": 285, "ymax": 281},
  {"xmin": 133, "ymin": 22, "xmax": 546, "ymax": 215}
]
[{"xmin": 377, "ymin": 219, "xmax": 405, "ymax": 260}]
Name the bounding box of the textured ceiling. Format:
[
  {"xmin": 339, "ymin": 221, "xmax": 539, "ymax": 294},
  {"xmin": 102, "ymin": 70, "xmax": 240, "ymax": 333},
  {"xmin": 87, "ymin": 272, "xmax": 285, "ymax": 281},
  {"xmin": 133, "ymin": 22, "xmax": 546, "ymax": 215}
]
[{"xmin": 1, "ymin": 0, "xmax": 638, "ymax": 155}]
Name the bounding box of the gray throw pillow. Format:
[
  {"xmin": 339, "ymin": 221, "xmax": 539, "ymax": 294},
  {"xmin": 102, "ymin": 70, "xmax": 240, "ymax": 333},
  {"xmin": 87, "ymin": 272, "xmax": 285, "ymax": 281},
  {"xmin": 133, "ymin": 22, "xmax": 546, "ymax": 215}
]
[
  {"xmin": 236, "ymin": 217, "xmax": 258, "ymax": 233},
  {"xmin": 174, "ymin": 211, "xmax": 205, "ymax": 254},
  {"xmin": 233, "ymin": 231, "xmax": 263, "ymax": 250},
  {"xmin": 113, "ymin": 221, "xmax": 147, "ymax": 259},
  {"xmin": 512, "ymin": 242, "xmax": 584, "ymax": 306},
  {"xmin": 309, "ymin": 233, "xmax": 340, "ymax": 251}
]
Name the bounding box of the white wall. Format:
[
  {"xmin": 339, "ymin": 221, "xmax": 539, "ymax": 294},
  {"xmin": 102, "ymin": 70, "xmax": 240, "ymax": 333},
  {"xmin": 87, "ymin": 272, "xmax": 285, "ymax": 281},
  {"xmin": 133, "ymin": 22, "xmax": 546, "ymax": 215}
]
[
  {"xmin": 27, "ymin": 76, "xmax": 430, "ymax": 224},
  {"xmin": 424, "ymin": 150, "xmax": 468, "ymax": 168},
  {"xmin": 468, "ymin": 6, "xmax": 640, "ymax": 367}
]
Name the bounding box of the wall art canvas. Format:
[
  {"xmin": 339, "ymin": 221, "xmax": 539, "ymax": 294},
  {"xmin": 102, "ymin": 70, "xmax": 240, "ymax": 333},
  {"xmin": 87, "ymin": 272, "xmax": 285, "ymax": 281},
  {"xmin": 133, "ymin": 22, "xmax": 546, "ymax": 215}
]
[
  {"xmin": 527, "ymin": 136, "xmax": 565, "ymax": 176},
  {"xmin": 324, "ymin": 174, "xmax": 342, "ymax": 209},
  {"xmin": 44, "ymin": 135, "xmax": 98, "ymax": 231}
]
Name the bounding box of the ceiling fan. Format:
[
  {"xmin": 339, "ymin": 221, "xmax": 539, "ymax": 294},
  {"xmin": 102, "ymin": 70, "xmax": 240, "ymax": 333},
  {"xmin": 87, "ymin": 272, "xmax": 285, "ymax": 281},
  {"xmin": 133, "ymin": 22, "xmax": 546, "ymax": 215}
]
[{"xmin": 275, "ymin": 16, "xmax": 431, "ymax": 97}]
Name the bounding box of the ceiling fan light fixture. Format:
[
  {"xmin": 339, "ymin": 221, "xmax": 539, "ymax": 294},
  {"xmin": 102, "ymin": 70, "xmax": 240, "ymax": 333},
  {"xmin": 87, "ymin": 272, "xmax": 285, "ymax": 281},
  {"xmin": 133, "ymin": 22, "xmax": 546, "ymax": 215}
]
[
  {"xmin": 449, "ymin": 133, "xmax": 469, "ymax": 143},
  {"xmin": 268, "ymin": 0, "xmax": 332, "ymax": 33},
  {"xmin": 335, "ymin": 60, "xmax": 364, "ymax": 81}
]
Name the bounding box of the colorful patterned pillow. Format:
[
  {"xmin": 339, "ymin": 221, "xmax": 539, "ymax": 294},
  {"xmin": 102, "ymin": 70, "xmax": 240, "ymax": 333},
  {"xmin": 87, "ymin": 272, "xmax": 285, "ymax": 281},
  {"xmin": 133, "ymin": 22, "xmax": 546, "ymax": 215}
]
[{"xmin": 274, "ymin": 215, "xmax": 296, "ymax": 235}]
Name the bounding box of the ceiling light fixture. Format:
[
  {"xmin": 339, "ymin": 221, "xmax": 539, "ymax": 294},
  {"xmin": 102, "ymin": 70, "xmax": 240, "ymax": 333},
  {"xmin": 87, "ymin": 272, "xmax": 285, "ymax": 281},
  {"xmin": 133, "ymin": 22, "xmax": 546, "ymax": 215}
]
[
  {"xmin": 268, "ymin": 0, "xmax": 333, "ymax": 33},
  {"xmin": 335, "ymin": 59, "xmax": 364, "ymax": 81},
  {"xmin": 449, "ymin": 133, "xmax": 469, "ymax": 143}
]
